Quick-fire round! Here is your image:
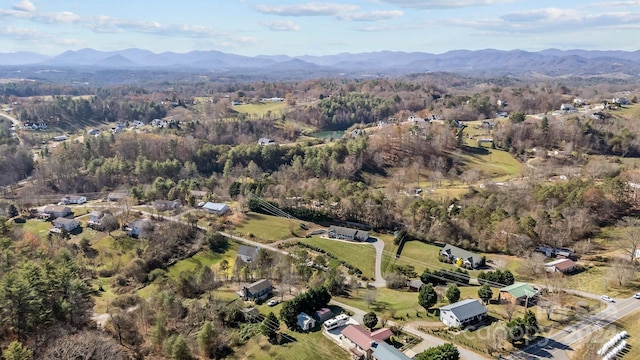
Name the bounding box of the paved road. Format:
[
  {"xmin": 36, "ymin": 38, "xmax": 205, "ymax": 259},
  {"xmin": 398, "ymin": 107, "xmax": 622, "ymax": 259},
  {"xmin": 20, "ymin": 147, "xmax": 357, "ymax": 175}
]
[
  {"xmin": 508, "ymin": 296, "xmax": 640, "ymax": 360},
  {"xmin": 0, "ymin": 112, "xmax": 23, "ymax": 145}
]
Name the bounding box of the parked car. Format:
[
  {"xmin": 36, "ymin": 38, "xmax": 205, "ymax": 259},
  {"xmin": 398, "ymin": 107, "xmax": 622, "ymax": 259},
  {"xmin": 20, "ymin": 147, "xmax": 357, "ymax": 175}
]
[
  {"xmin": 634, "ymin": 293, "xmax": 640, "ymax": 299},
  {"xmin": 601, "ymin": 295, "xmax": 615, "ymax": 303},
  {"xmin": 267, "ymin": 299, "xmax": 279, "ymax": 307}
]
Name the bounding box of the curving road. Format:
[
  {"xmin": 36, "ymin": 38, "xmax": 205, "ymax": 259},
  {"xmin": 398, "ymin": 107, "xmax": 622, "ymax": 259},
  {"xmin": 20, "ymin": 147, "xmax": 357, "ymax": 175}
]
[{"xmin": 0, "ymin": 112, "xmax": 23, "ymax": 146}]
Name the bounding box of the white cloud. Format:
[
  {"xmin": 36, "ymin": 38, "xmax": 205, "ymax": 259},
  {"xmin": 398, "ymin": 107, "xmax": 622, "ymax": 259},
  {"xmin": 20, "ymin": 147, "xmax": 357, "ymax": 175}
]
[
  {"xmin": 255, "ymin": 2, "xmax": 358, "ymax": 16},
  {"xmin": 260, "ymin": 20, "xmax": 301, "ymax": 31},
  {"xmin": 0, "ymin": 5, "xmax": 255, "ymax": 44},
  {"xmin": 0, "ymin": 26, "xmax": 41, "ymax": 40},
  {"xmin": 377, "ymin": 0, "xmax": 515, "ymax": 9},
  {"xmin": 446, "ymin": 8, "xmax": 640, "ymax": 33},
  {"xmin": 12, "ymin": 0, "xmax": 35, "ymax": 12},
  {"xmin": 589, "ymin": 1, "xmax": 640, "ymax": 8},
  {"xmin": 339, "ymin": 10, "xmax": 403, "ymax": 21}
]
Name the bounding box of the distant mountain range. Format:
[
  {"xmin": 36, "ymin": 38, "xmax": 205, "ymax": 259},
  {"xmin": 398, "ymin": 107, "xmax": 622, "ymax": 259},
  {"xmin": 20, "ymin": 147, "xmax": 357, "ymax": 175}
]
[{"xmin": 1, "ymin": 48, "xmax": 639, "ymax": 79}]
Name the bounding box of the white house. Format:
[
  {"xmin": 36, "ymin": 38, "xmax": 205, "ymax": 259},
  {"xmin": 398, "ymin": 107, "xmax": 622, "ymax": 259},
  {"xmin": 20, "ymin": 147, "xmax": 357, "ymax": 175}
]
[
  {"xmin": 439, "ymin": 299, "xmax": 487, "ymax": 327},
  {"xmin": 297, "ymin": 312, "xmax": 316, "ymax": 331},
  {"xmin": 87, "ymin": 211, "xmax": 105, "ymax": 228},
  {"xmin": 202, "ymin": 202, "xmax": 230, "ymax": 216},
  {"xmin": 62, "ymin": 195, "xmax": 87, "ymax": 205},
  {"xmin": 53, "ymin": 218, "xmax": 80, "ymax": 232},
  {"xmin": 258, "ymin": 137, "xmax": 276, "ymax": 146}
]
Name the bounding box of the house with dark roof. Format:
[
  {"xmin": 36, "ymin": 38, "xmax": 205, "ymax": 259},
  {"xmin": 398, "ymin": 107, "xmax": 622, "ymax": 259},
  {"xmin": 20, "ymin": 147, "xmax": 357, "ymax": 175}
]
[
  {"xmin": 153, "ymin": 199, "xmax": 181, "ymax": 211},
  {"xmin": 439, "ymin": 299, "xmax": 487, "ymax": 327},
  {"xmin": 499, "ymin": 282, "xmax": 539, "ymax": 306},
  {"xmin": 372, "ymin": 342, "xmax": 411, "ymax": 360},
  {"xmin": 328, "ymin": 225, "xmax": 369, "ymax": 242},
  {"xmin": 42, "ymin": 205, "xmax": 72, "ymax": 218},
  {"xmin": 313, "ymin": 308, "xmax": 333, "ymax": 323},
  {"xmin": 107, "ymin": 192, "xmax": 128, "ymax": 202},
  {"xmin": 544, "ymin": 258, "xmax": 578, "ymax": 274},
  {"xmin": 237, "ymin": 245, "xmax": 260, "ymax": 263},
  {"xmin": 439, "ymin": 244, "xmax": 484, "ymax": 269},
  {"xmin": 238, "ymin": 279, "xmax": 273, "ymax": 301}
]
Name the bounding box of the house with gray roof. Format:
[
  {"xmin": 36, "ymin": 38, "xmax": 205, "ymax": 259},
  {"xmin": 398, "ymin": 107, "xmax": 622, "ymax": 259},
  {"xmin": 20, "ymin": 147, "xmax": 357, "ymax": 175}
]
[
  {"xmin": 328, "ymin": 225, "xmax": 369, "ymax": 242},
  {"xmin": 372, "ymin": 342, "xmax": 411, "ymax": 360},
  {"xmin": 238, "ymin": 279, "xmax": 273, "ymax": 301},
  {"xmin": 237, "ymin": 245, "xmax": 260, "ymax": 263},
  {"xmin": 440, "ymin": 244, "xmax": 484, "ymax": 269},
  {"xmin": 202, "ymin": 202, "xmax": 230, "ymax": 216},
  {"xmin": 439, "ymin": 299, "xmax": 487, "ymax": 327}
]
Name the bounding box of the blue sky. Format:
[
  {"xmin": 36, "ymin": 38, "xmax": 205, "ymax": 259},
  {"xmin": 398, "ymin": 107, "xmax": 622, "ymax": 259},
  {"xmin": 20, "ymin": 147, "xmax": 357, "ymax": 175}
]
[{"xmin": 0, "ymin": 0, "xmax": 639, "ymax": 56}]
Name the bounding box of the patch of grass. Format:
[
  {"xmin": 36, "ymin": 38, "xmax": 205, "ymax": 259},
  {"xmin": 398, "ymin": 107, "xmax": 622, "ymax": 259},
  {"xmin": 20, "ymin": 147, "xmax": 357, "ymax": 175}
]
[
  {"xmin": 167, "ymin": 244, "xmax": 238, "ymax": 279},
  {"xmin": 336, "ymin": 288, "xmax": 431, "ymax": 321},
  {"xmin": 300, "ymin": 238, "xmax": 376, "ymax": 279},
  {"xmin": 237, "ymin": 330, "xmax": 345, "ymax": 360},
  {"xmin": 234, "ymin": 212, "xmax": 299, "ymax": 243},
  {"xmin": 393, "ymin": 241, "xmax": 461, "ymax": 275},
  {"xmin": 17, "ymin": 219, "xmax": 53, "ymax": 239},
  {"xmin": 93, "ymin": 277, "xmax": 119, "ymax": 314},
  {"xmin": 233, "ymin": 102, "xmax": 287, "ymax": 118},
  {"xmin": 563, "ymin": 265, "xmax": 639, "ymax": 298}
]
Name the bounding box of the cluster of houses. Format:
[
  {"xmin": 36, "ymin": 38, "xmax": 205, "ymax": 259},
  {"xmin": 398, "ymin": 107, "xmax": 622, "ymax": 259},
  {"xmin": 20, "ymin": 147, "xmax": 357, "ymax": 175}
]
[
  {"xmin": 260, "ymin": 97, "xmax": 285, "ymax": 102},
  {"xmin": 21, "ymin": 122, "xmax": 48, "ymax": 130},
  {"xmin": 321, "ymin": 314, "xmax": 407, "ymax": 360}
]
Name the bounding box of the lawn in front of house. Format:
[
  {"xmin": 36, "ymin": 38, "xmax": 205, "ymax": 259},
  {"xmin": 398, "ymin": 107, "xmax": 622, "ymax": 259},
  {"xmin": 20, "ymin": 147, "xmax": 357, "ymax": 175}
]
[
  {"xmin": 237, "ymin": 328, "xmax": 347, "ymax": 360},
  {"xmin": 336, "ymin": 287, "xmax": 434, "ymax": 321},
  {"xmin": 17, "ymin": 218, "xmax": 54, "ymax": 239},
  {"xmin": 234, "ymin": 212, "xmax": 303, "ymax": 242},
  {"xmin": 300, "ymin": 237, "xmax": 376, "ymax": 280}
]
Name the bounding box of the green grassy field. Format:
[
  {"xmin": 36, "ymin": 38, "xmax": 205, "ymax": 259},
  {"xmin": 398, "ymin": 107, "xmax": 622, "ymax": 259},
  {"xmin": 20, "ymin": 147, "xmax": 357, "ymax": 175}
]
[
  {"xmin": 234, "ymin": 212, "xmax": 301, "ymax": 243},
  {"xmin": 238, "ymin": 329, "xmax": 347, "ymax": 360},
  {"xmin": 392, "ymin": 241, "xmax": 461, "ymax": 275},
  {"xmin": 336, "ymin": 287, "xmax": 432, "ymax": 321},
  {"xmin": 18, "ymin": 219, "xmax": 53, "ymax": 239},
  {"xmin": 300, "ymin": 237, "xmax": 376, "ymax": 279},
  {"xmin": 167, "ymin": 244, "xmax": 239, "ymax": 279},
  {"xmin": 233, "ymin": 102, "xmax": 287, "ymax": 118}
]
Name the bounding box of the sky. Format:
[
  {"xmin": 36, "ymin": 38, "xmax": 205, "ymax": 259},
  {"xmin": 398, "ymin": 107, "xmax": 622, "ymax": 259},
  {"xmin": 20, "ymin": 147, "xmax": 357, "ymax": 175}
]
[{"xmin": 0, "ymin": 0, "xmax": 639, "ymax": 56}]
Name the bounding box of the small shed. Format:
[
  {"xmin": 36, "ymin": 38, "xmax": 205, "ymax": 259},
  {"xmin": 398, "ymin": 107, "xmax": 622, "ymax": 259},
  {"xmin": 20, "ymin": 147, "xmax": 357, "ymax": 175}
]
[
  {"xmin": 297, "ymin": 312, "xmax": 316, "ymax": 331},
  {"xmin": 408, "ymin": 279, "xmax": 424, "ymax": 292},
  {"xmin": 313, "ymin": 308, "xmax": 333, "ymax": 323}
]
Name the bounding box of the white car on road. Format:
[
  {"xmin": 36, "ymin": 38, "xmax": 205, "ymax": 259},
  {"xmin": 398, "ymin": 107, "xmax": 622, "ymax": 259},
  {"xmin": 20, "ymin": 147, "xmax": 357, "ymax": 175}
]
[
  {"xmin": 634, "ymin": 293, "xmax": 640, "ymax": 299},
  {"xmin": 601, "ymin": 295, "xmax": 615, "ymax": 303}
]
